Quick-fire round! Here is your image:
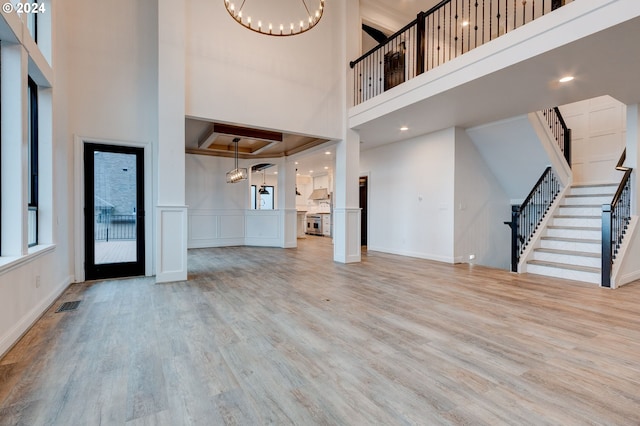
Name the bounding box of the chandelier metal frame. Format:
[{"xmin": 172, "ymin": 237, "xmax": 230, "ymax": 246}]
[{"xmin": 224, "ymin": 0, "xmax": 325, "ymax": 37}]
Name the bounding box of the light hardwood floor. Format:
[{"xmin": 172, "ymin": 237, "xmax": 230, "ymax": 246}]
[{"xmin": 2, "ymin": 237, "xmax": 640, "ymax": 425}]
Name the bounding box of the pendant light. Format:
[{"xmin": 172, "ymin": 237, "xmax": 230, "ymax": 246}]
[
  {"xmin": 226, "ymin": 138, "xmax": 248, "ymax": 183},
  {"xmin": 258, "ymin": 170, "xmax": 270, "ymax": 194}
]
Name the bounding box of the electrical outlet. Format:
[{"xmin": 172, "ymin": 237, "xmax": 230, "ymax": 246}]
[{"xmin": 35, "ymin": 275, "xmax": 41, "ymax": 288}]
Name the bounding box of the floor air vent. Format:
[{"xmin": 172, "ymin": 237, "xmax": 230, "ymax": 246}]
[{"xmin": 56, "ymin": 301, "xmax": 81, "ymax": 313}]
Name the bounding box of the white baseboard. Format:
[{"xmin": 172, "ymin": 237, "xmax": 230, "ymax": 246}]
[
  {"xmin": 0, "ymin": 274, "xmax": 73, "ymax": 359},
  {"xmin": 367, "ymin": 246, "xmax": 455, "ymax": 264}
]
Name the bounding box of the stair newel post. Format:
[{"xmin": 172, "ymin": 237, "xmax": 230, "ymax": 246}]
[
  {"xmin": 564, "ymin": 128, "xmax": 572, "ymax": 166},
  {"xmin": 511, "ymin": 205, "xmax": 520, "ymax": 272},
  {"xmin": 601, "ymin": 204, "xmax": 613, "ymax": 288}
]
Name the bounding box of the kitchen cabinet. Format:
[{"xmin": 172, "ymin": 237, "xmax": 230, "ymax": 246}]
[
  {"xmin": 297, "ymin": 211, "xmax": 307, "ymax": 238},
  {"xmin": 321, "ymin": 213, "xmax": 331, "ymax": 237}
]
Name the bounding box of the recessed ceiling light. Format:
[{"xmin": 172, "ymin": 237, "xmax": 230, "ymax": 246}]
[
  {"xmin": 309, "ymin": 170, "xmax": 314, "ymax": 173},
  {"xmin": 324, "ymin": 166, "xmax": 329, "ymax": 170},
  {"xmin": 325, "ymin": 151, "xmax": 331, "ymax": 155},
  {"xmin": 295, "ymin": 161, "xmax": 299, "ymax": 165},
  {"xmin": 400, "ymin": 126, "xmax": 409, "ymax": 131},
  {"xmin": 461, "ymin": 21, "xmax": 469, "ymax": 27},
  {"xmin": 273, "ymin": 171, "xmax": 278, "ymax": 174},
  {"xmin": 296, "ymin": 173, "xmax": 300, "ymax": 176},
  {"xmin": 559, "ymin": 76, "xmax": 574, "ymax": 83}
]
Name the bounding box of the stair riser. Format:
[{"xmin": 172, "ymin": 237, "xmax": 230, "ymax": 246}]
[
  {"xmin": 540, "ymin": 240, "xmax": 600, "ymax": 253},
  {"xmin": 526, "ymin": 264, "xmax": 600, "ymax": 284},
  {"xmin": 532, "ymin": 251, "xmax": 601, "ymax": 268},
  {"xmin": 546, "ymin": 228, "xmax": 600, "ymax": 240},
  {"xmin": 558, "ymin": 206, "xmax": 602, "ymax": 216},
  {"xmin": 564, "ymin": 196, "xmax": 612, "ymax": 205},
  {"xmin": 552, "ymin": 217, "xmax": 601, "ymax": 227},
  {"xmin": 570, "ymin": 186, "xmax": 617, "ymax": 196}
]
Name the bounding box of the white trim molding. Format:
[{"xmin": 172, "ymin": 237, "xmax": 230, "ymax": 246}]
[
  {"xmin": 333, "ymin": 207, "xmax": 362, "ymax": 263},
  {"xmin": 156, "ymin": 205, "xmax": 188, "ymax": 283}
]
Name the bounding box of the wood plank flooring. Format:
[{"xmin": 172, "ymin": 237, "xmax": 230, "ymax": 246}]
[{"xmin": 2, "ymin": 236, "xmax": 640, "ymax": 425}]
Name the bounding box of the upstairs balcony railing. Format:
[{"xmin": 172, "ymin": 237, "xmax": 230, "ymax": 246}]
[{"xmin": 350, "ymin": 0, "xmax": 570, "ymax": 105}]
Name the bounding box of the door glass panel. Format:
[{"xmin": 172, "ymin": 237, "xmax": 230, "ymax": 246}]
[{"xmin": 93, "ymin": 151, "xmax": 137, "ymax": 264}]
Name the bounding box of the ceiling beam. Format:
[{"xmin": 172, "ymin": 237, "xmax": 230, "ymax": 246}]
[{"xmin": 213, "ymin": 123, "xmax": 283, "ymax": 142}]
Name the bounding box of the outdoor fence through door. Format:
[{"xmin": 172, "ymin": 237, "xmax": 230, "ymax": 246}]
[{"xmin": 84, "ymin": 143, "xmax": 145, "ymax": 280}]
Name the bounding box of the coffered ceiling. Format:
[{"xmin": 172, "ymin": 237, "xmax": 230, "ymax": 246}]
[{"xmin": 184, "ymin": 118, "xmax": 329, "ymax": 160}]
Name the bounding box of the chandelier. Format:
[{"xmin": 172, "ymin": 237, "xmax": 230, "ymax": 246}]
[
  {"xmin": 226, "ymin": 138, "xmax": 248, "ymax": 183},
  {"xmin": 224, "ymin": 0, "xmax": 325, "ymax": 37}
]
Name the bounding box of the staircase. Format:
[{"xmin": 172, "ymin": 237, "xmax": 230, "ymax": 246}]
[{"xmin": 526, "ymin": 183, "xmax": 617, "ymax": 284}]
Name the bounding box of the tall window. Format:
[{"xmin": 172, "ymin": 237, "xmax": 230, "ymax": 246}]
[{"xmin": 27, "ymin": 77, "xmax": 38, "ymax": 247}]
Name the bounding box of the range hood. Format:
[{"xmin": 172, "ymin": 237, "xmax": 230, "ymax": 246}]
[{"xmin": 309, "ymin": 188, "xmax": 330, "ymax": 200}]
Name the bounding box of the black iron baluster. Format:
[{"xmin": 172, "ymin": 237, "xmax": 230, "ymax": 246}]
[
  {"xmin": 509, "ymin": 167, "xmax": 560, "ymax": 272},
  {"xmin": 474, "ymin": 0, "xmax": 478, "ymax": 50}
]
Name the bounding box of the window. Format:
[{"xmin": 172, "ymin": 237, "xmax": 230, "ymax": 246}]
[
  {"xmin": 27, "ymin": 77, "xmax": 38, "ymax": 247},
  {"xmin": 251, "ymin": 184, "xmax": 274, "ymax": 210},
  {"xmin": 251, "ymin": 185, "xmax": 257, "ymax": 209}
]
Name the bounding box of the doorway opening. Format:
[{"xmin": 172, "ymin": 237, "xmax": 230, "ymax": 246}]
[
  {"xmin": 359, "ymin": 176, "xmax": 368, "ymax": 246},
  {"xmin": 84, "ymin": 143, "xmax": 145, "ymax": 280}
]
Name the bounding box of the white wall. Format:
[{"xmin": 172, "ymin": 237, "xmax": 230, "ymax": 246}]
[
  {"xmin": 360, "ymin": 128, "xmax": 456, "ymax": 262},
  {"xmin": 185, "ymin": 0, "xmax": 344, "ymax": 140},
  {"xmin": 186, "ymin": 154, "xmax": 293, "ymax": 248},
  {"xmin": 560, "ymin": 95, "xmax": 627, "ymax": 184},
  {"xmin": 64, "ymin": 0, "xmax": 158, "ymax": 144},
  {"xmin": 360, "ymin": 126, "xmax": 510, "ymax": 269},
  {"xmin": 0, "ymin": 1, "xmax": 73, "ymax": 357},
  {"xmin": 467, "ymin": 115, "xmax": 553, "ymax": 204},
  {"xmin": 63, "ymin": 0, "xmax": 159, "ymax": 282},
  {"xmin": 454, "ymin": 129, "xmax": 511, "ymax": 269}
]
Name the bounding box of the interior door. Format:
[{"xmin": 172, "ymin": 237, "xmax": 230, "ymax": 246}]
[{"xmin": 84, "ymin": 143, "xmax": 145, "ymax": 280}]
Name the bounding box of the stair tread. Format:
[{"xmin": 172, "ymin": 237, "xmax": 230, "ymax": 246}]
[
  {"xmin": 565, "ymin": 194, "xmax": 614, "ymax": 198},
  {"xmin": 571, "ymin": 183, "xmax": 618, "ymax": 188},
  {"xmin": 547, "ymin": 225, "xmax": 600, "ymax": 231},
  {"xmin": 534, "ymin": 248, "xmax": 601, "ymax": 258},
  {"xmin": 554, "ymin": 215, "xmax": 600, "ymax": 219},
  {"xmin": 527, "ymin": 259, "xmax": 600, "ymax": 273},
  {"xmin": 559, "ymin": 204, "xmax": 603, "ymax": 208},
  {"xmin": 541, "ymin": 236, "xmax": 600, "ymax": 244}
]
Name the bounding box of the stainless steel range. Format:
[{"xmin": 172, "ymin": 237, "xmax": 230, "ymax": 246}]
[{"xmin": 306, "ymin": 214, "xmax": 322, "ymax": 236}]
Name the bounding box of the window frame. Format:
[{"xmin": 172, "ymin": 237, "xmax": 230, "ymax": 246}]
[{"xmin": 27, "ymin": 77, "xmax": 38, "ymax": 247}]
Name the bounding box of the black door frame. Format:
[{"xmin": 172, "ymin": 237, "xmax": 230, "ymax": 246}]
[
  {"xmin": 84, "ymin": 143, "xmax": 145, "ymax": 280},
  {"xmin": 359, "ymin": 175, "xmax": 368, "ymax": 246}
]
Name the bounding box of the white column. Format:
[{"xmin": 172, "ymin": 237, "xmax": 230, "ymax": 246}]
[
  {"xmin": 333, "ymin": 128, "xmax": 362, "ymax": 263},
  {"xmin": 1, "ymin": 43, "xmax": 28, "ymax": 256},
  {"xmin": 333, "ymin": 0, "xmax": 362, "ymax": 263},
  {"xmin": 156, "ymin": 0, "xmax": 188, "ymax": 283},
  {"xmin": 627, "ymin": 104, "xmax": 639, "ymax": 215},
  {"xmin": 278, "ymin": 159, "xmax": 297, "ymax": 248}
]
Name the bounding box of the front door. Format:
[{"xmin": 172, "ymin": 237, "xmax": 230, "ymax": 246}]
[{"xmin": 84, "ymin": 143, "xmax": 145, "ymax": 280}]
